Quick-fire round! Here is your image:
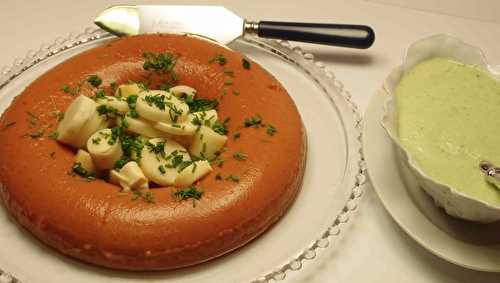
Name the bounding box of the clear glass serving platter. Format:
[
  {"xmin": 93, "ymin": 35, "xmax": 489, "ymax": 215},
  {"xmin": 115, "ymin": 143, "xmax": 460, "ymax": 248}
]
[{"xmin": 0, "ymin": 28, "xmax": 365, "ymax": 283}]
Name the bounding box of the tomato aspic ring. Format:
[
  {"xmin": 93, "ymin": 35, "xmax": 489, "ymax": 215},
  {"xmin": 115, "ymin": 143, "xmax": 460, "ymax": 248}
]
[{"xmin": 0, "ymin": 34, "xmax": 306, "ymax": 270}]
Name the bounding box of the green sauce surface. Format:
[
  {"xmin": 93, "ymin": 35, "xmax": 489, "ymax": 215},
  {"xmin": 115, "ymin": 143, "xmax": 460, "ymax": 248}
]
[{"xmin": 397, "ymin": 57, "xmax": 500, "ymax": 205}]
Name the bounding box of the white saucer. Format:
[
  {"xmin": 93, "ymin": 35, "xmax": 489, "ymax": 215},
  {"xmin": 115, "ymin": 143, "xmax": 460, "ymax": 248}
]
[{"xmin": 363, "ymin": 89, "xmax": 500, "ymax": 272}]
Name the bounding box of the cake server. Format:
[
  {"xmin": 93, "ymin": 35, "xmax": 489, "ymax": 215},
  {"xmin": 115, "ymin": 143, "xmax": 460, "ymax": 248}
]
[{"xmin": 94, "ymin": 5, "xmax": 375, "ymax": 49}]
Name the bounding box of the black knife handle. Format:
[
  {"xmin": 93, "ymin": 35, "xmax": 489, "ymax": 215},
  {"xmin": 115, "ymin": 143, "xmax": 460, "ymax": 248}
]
[{"xmin": 256, "ymin": 21, "xmax": 375, "ymax": 49}]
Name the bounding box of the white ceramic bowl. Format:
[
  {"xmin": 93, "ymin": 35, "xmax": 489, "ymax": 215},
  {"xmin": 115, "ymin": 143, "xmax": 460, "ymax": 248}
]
[{"xmin": 381, "ymin": 34, "xmax": 500, "ymax": 223}]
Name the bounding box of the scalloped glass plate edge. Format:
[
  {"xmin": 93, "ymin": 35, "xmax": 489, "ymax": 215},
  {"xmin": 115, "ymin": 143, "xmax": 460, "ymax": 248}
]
[{"xmin": 0, "ymin": 28, "xmax": 366, "ymax": 283}]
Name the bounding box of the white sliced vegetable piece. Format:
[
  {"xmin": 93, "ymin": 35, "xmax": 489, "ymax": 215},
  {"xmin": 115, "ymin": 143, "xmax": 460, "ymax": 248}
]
[
  {"xmin": 109, "ymin": 170, "xmax": 127, "ymax": 191},
  {"xmin": 154, "ymin": 121, "xmax": 198, "ymax": 136},
  {"xmin": 169, "ymin": 85, "xmax": 196, "ymax": 99},
  {"xmin": 189, "ymin": 126, "xmax": 227, "ymax": 160},
  {"xmin": 139, "ymin": 138, "xmax": 191, "ymax": 186},
  {"xmin": 97, "ymin": 96, "xmax": 130, "ymax": 114},
  {"xmin": 170, "ymin": 135, "xmax": 193, "ymax": 149},
  {"xmin": 77, "ymin": 109, "xmax": 109, "ymax": 149},
  {"xmin": 75, "ymin": 149, "xmax": 97, "ymax": 174},
  {"xmin": 109, "ymin": 161, "xmax": 148, "ymax": 192},
  {"xmin": 119, "ymin": 115, "xmax": 169, "ymax": 138},
  {"xmin": 87, "ymin": 128, "xmax": 123, "ymax": 170},
  {"xmin": 175, "ymin": 160, "xmax": 212, "ymax": 187},
  {"xmin": 57, "ymin": 95, "xmax": 95, "ymax": 148},
  {"xmin": 115, "ymin": 83, "xmax": 143, "ymax": 98},
  {"xmin": 136, "ymin": 90, "xmax": 189, "ymax": 124}
]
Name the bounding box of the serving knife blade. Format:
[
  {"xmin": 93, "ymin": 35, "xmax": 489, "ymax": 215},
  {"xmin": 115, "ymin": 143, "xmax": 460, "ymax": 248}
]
[{"xmin": 95, "ymin": 5, "xmax": 375, "ymax": 49}]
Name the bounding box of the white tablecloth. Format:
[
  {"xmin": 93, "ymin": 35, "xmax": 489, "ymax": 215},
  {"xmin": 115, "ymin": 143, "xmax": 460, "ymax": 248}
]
[{"xmin": 1, "ymin": 1, "xmax": 500, "ymax": 282}]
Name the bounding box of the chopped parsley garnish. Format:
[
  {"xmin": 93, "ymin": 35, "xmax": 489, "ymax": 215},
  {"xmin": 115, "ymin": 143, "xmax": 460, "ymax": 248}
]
[
  {"xmin": 92, "ymin": 137, "xmax": 101, "ymax": 144},
  {"xmin": 112, "ymin": 134, "xmax": 144, "ymax": 170},
  {"xmin": 114, "ymin": 156, "xmax": 130, "ymax": 169},
  {"xmin": 186, "ymin": 97, "xmax": 219, "ymax": 112},
  {"xmin": 126, "ymin": 94, "xmax": 139, "ymax": 118},
  {"xmin": 232, "ymin": 90, "xmax": 240, "ymax": 96},
  {"xmin": 207, "ymin": 147, "xmax": 227, "ymax": 168},
  {"xmin": 224, "ymin": 68, "xmax": 234, "ymax": 77},
  {"xmin": 48, "ymin": 96, "xmax": 63, "ymax": 121},
  {"xmin": 146, "ymin": 141, "xmax": 166, "ymax": 159},
  {"xmin": 158, "ymin": 165, "xmax": 166, "ymax": 174},
  {"xmin": 214, "ymin": 147, "xmax": 224, "ymax": 156},
  {"xmin": 48, "ymin": 131, "xmax": 59, "ymax": 140},
  {"xmin": 86, "ymin": 175, "xmax": 97, "ymax": 182},
  {"xmin": 211, "ymin": 157, "xmax": 225, "ymax": 168},
  {"xmin": 209, "ymin": 54, "xmax": 227, "ymax": 66},
  {"xmin": 54, "ymin": 111, "xmax": 64, "ymax": 121},
  {"xmin": 176, "ymin": 160, "xmax": 191, "ymax": 172},
  {"xmin": 168, "ymin": 104, "xmax": 183, "ymax": 123},
  {"xmin": 169, "ymin": 152, "xmax": 185, "ymax": 168},
  {"xmin": 159, "ymin": 84, "xmax": 171, "ymax": 91},
  {"xmin": 233, "ymin": 151, "xmax": 247, "ymax": 161},
  {"xmin": 61, "ymin": 83, "xmax": 81, "ymax": 96},
  {"xmin": 212, "ymin": 117, "xmax": 230, "ymax": 135},
  {"xmin": 143, "ymin": 191, "xmax": 155, "ymax": 203},
  {"xmin": 242, "ymin": 115, "xmax": 277, "ymax": 137},
  {"xmin": 226, "ymin": 174, "xmax": 240, "ymax": 183},
  {"xmin": 242, "ymin": 58, "xmax": 251, "ymax": 69},
  {"xmin": 215, "ymin": 173, "xmax": 222, "ymax": 180},
  {"xmin": 25, "ymin": 112, "xmax": 48, "ymax": 139},
  {"xmin": 267, "ymin": 124, "xmax": 277, "ymax": 136},
  {"xmin": 129, "ymin": 110, "xmax": 139, "ymax": 118},
  {"xmin": 96, "ymin": 104, "xmax": 119, "ymax": 118},
  {"xmin": 24, "ymin": 111, "xmax": 53, "ymax": 139},
  {"xmin": 61, "ymin": 85, "xmax": 71, "ymax": 93},
  {"xmin": 127, "ymin": 94, "xmax": 138, "ymax": 108},
  {"xmin": 143, "ymin": 52, "xmax": 176, "ymax": 74},
  {"xmin": 110, "ymin": 81, "xmax": 118, "ymax": 93},
  {"xmin": 121, "ymin": 117, "xmax": 130, "ymax": 128},
  {"xmin": 191, "ymin": 111, "xmax": 215, "ymax": 127},
  {"xmin": 2, "ymin": 121, "xmax": 16, "ymax": 130},
  {"xmin": 173, "ymin": 185, "xmax": 204, "ymax": 207},
  {"xmin": 27, "ymin": 111, "xmax": 39, "ymax": 126},
  {"xmin": 29, "ymin": 129, "xmax": 45, "ymax": 139},
  {"xmin": 71, "ymin": 162, "xmax": 96, "ymax": 182},
  {"xmin": 137, "ymin": 82, "xmax": 150, "ymax": 91},
  {"xmin": 87, "ymin": 75, "xmax": 102, "ymax": 87},
  {"xmin": 244, "ymin": 115, "xmax": 262, "ymax": 128},
  {"xmin": 143, "ymin": 94, "xmax": 167, "ymax": 110},
  {"xmin": 108, "ymin": 126, "xmax": 122, "ymax": 145},
  {"xmin": 224, "ymin": 80, "xmax": 233, "ymax": 86},
  {"xmin": 120, "ymin": 134, "xmax": 144, "ymax": 162},
  {"xmin": 94, "ymin": 89, "xmax": 106, "ymax": 100},
  {"xmin": 132, "ymin": 191, "xmax": 142, "ymax": 201},
  {"xmin": 99, "ymin": 131, "xmax": 111, "ymax": 139},
  {"xmin": 233, "ymin": 132, "xmax": 241, "ymax": 140},
  {"xmin": 131, "ymin": 190, "xmax": 155, "ymax": 203}
]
